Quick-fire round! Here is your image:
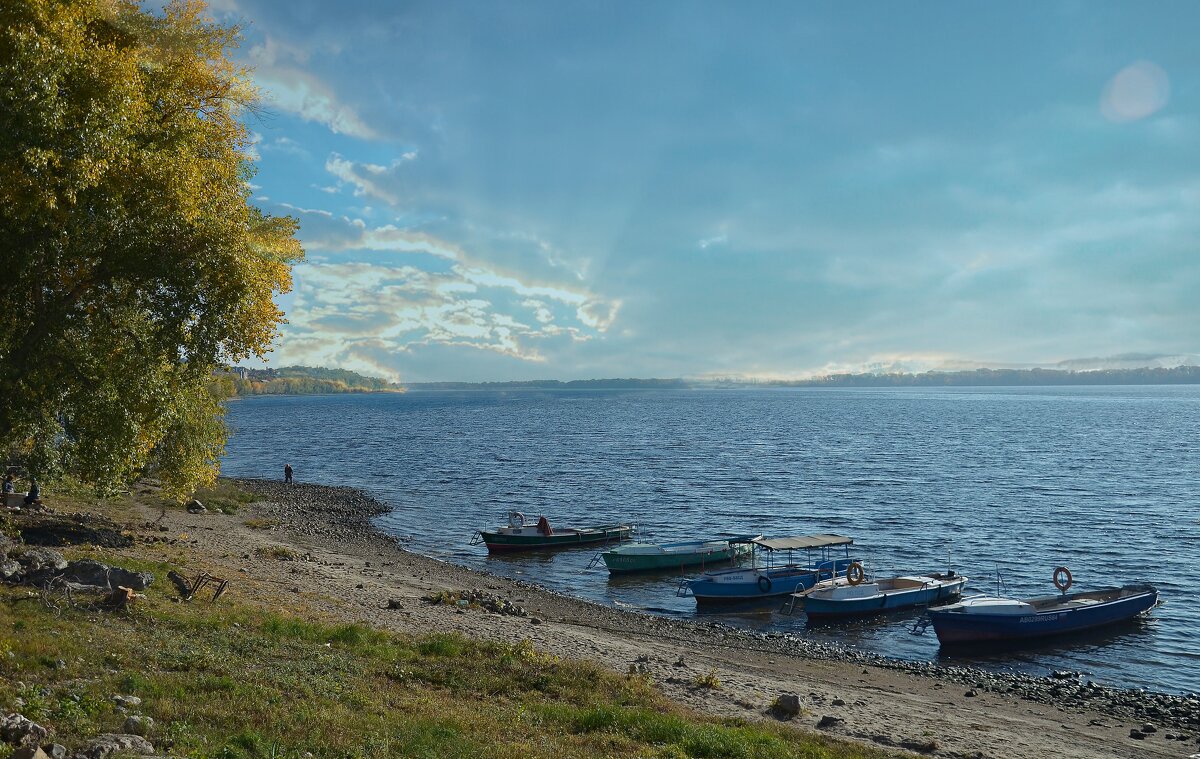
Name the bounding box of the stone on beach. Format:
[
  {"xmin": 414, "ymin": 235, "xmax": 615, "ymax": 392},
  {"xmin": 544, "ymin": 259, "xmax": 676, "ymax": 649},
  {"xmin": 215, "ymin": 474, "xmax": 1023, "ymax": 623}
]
[
  {"xmin": 76, "ymin": 733, "xmax": 155, "ymax": 758},
  {"xmin": 0, "ymin": 714, "xmax": 49, "ymax": 746},
  {"xmin": 63, "ymin": 559, "xmax": 154, "ymax": 591},
  {"xmin": 122, "ymin": 715, "xmax": 154, "ymax": 736},
  {"xmin": 1, "ymin": 559, "xmax": 21, "ymax": 582},
  {"xmin": 771, "ymin": 694, "xmax": 802, "ymax": 719}
]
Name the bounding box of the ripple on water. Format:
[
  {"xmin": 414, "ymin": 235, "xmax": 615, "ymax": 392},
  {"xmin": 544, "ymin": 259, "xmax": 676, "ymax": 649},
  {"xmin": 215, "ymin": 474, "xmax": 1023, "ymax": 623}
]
[{"xmin": 223, "ymin": 386, "xmax": 1200, "ymax": 694}]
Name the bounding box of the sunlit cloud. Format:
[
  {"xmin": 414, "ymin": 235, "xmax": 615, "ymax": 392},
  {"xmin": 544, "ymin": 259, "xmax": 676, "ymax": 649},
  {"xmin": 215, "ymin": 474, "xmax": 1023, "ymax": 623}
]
[
  {"xmin": 324, "ymin": 153, "xmax": 418, "ymax": 204},
  {"xmin": 256, "ymin": 69, "xmax": 377, "ymax": 138},
  {"xmin": 1101, "ymin": 61, "xmax": 1170, "ymax": 123},
  {"xmin": 272, "ymin": 260, "xmax": 613, "ymax": 377},
  {"xmin": 227, "ymin": 2, "xmax": 1200, "ymax": 381}
]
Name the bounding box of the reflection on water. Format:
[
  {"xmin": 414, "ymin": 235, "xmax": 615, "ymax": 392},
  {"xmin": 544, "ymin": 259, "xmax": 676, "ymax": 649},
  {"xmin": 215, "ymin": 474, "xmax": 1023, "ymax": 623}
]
[
  {"xmin": 223, "ymin": 386, "xmax": 1200, "ymax": 694},
  {"xmin": 935, "ymin": 616, "xmax": 1159, "ymax": 664}
]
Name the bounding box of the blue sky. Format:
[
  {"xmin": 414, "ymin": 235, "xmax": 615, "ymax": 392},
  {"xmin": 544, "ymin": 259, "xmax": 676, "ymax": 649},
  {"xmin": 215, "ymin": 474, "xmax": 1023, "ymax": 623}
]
[{"xmin": 211, "ymin": 0, "xmax": 1200, "ymax": 381}]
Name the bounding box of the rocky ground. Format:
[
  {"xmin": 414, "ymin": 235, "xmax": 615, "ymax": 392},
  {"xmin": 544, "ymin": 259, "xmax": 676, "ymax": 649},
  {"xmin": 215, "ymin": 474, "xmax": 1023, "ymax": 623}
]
[{"xmin": 6, "ymin": 479, "xmax": 1199, "ymax": 759}]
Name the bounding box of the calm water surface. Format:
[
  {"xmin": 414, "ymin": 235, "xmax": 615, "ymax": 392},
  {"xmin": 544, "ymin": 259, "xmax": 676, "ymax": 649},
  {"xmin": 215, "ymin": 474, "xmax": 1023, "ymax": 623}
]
[{"xmin": 221, "ymin": 386, "xmax": 1200, "ymax": 694}]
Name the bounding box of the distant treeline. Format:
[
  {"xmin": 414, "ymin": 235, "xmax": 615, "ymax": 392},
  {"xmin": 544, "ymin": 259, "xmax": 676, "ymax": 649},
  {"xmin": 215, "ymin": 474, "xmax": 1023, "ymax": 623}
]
[
  {"xmin": 768, "ymin": 366, "xmax": 1200, "ymax": 387},
  {"xmin": 403, "ymin": 378, "xmax": 689, "ymax": 391},
  {"xmin": 211, "ymin": 365, "xmax": 403, "ymax": 397},
  {"xmin": 210, "ymin": 365, "xmax": 1200, "ymax": 398}
]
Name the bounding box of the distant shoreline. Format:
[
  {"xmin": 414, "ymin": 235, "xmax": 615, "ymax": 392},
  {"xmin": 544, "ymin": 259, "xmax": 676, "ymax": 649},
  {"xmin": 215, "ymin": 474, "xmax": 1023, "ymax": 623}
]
[{"xmin": 400, "ymin": 366, "xmax": 1200, "ymax": 391}]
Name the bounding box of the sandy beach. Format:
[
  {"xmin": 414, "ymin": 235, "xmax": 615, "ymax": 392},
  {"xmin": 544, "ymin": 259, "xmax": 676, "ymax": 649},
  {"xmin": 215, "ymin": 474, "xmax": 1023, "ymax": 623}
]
[{"xmin": 58, "ymin": 478, "xmax": 1199, "ymax": 759}]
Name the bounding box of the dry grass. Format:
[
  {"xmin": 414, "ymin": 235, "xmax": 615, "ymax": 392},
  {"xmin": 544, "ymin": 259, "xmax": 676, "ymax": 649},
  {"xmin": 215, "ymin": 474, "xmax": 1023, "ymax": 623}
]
[
  {"xmin": 0, "ymin": 482, "xmax": 896, "ymax": 758},
  {"xmin": 191, "ymin": 481, "xmax": 258, "ymax": 514},
  {"xmin": 256, "ymin": 545, "xmax": 300, "ymax": 561},
  {"xmin": 0, "ymin": 583, "xmax": 894, "ymax": 759}
]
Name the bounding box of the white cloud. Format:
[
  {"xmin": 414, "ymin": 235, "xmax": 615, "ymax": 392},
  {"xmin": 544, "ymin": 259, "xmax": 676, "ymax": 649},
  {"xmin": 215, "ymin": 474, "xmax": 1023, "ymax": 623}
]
[
  {"xmin": 280, "ymin": 205, "xmax": 621, "ymax": 331},
  {"xmin": 257, "ymin": 68, "xmax": 377, "ymax": 139},
  {"xmin": 324, "ymin": 152, "xmax": 417, "ymax": 204},
  {"xmin": 274, "ymin": 260, "xmax": 614, "ymax": 372}
]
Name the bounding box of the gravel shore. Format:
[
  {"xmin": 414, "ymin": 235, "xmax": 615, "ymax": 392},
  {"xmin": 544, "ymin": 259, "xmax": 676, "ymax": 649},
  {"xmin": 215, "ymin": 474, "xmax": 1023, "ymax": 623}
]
[{"xmin": 211, "ymin": 478, "xmax": 1198, "ymax": 758}]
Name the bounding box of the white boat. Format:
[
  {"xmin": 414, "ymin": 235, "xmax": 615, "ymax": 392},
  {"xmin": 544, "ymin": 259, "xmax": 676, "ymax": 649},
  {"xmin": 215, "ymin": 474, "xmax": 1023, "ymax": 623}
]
[
  {"xmin": 599, "ymin": 535, "xmax": 758, "ymax": 574},
  {"xmin": 799, "ymin": 572, "xmax": 968, "ymax": 618}
]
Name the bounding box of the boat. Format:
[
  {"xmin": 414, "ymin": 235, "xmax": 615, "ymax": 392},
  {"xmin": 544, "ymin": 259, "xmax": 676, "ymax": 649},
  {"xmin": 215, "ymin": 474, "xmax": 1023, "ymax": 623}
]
[
  {"xmin": 798, "ymin": 569, "xmax": 968, "ymax": 619},
  {"xmin": 598, "ymin": 535, "xmax": 759, "ymax": 574},
  {"xmin": 473, "ymin": 512, "xmax": 633, "ymax": 554},
  {"xmin": 680, "ymin": 534, "xmax": 857, "ymax": 606},
  {"xmin": 926, "ymin": 568, "xmax": 1158, "ymax": 645}
]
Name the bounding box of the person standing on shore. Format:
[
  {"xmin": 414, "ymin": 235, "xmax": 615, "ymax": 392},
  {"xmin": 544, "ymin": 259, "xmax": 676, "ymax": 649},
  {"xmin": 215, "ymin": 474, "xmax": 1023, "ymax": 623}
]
[{"xmin": 284, "ymin": 463, "xmax": 293, "ymax": 484}]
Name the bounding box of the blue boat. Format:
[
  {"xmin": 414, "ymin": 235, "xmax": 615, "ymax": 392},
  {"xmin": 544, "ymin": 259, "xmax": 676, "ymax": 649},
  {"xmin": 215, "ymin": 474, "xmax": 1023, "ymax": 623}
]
[
  {"xmin": 679, "ymin": 534, "xmax": 856, "ymax": 606},
  {"xmin": 800, "ymin": 571, "xmax": 968, "ymax": 619},
  {"xmin": 927, "ymin": 583, "xmax": 1159, "ymax": 645}
]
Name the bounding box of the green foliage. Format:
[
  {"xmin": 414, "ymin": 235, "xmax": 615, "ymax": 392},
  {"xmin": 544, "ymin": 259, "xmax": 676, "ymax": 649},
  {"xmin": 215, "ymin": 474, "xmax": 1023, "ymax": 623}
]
[
  {"xmin": 0, "ymin": 0, "xmax": 302, "ymax": 499},
  {"xmin": 212, "ymin": 365, "xmax": 403, "ymax": 397},
  {"xmin": 694, "ymin": 669, "xmax": 722, "ymax": 690}
]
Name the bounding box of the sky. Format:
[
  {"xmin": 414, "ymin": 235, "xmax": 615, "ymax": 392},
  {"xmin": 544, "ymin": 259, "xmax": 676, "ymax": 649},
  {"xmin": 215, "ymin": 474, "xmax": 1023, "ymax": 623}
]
[{"xmin": 208, "ymin": 0, "xmax": 1200, "ymax": 382}]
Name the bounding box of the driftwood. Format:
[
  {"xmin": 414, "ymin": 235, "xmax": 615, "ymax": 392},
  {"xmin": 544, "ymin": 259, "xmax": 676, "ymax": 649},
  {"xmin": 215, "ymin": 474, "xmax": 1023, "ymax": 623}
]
[
  {"xmin": 168, "ymin": 570, "xmax": 192, "ymax": 598},
  {"xmin": 36, "ymin": 577, "xmax": 143, "ymax": 613}
]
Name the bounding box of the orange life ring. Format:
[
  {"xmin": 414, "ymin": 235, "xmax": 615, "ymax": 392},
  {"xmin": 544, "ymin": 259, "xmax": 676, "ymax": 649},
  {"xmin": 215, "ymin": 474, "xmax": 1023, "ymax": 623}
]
[
  {"xmin": 846, "ymin": 562, "xmax": 866, "ymax": 586},
  {"xmin": 1053, "ymin": 566, "xmax": 1073, "ymax": 592}
]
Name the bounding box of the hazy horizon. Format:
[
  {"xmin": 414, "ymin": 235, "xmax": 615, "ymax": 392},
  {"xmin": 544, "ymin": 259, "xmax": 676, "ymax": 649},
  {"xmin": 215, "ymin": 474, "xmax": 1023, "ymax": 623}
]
[{"xmin": 215, "ymin": 1, "xmax": 1200, "ymax": 383}]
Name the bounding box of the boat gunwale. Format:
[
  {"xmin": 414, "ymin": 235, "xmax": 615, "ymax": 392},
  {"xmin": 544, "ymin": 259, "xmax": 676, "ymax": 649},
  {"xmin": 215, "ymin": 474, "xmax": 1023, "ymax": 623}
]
[{"xmin": 931, "ymin": 585, "xmax": 1158, "ymax": 619}]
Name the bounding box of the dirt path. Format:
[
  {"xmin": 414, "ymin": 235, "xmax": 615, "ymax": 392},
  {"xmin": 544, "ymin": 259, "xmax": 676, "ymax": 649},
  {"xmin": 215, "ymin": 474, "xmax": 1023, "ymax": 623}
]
[{"xmin": 93, "ymin": 481, "xmax": 1192, "ymax": 759}]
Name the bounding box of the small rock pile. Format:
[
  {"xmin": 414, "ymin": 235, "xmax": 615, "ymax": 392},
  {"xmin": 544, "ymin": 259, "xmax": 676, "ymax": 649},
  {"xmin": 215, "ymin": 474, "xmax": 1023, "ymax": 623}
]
[
  {"xmin": 2, "ymin": 698, "xmax": 163, "ymax": 758},
  {"xmin": 423, "ymin": 589, "xmax": 529, "ymax": 617},
  {"xmin": 0, "ymin": 542, "xmax": 152, "ymax": 592}
]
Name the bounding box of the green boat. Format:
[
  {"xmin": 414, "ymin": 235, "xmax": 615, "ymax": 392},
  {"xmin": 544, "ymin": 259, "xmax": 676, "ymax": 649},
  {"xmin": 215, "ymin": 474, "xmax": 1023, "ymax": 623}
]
[
  {"xmin": 473, "ymin": 513, "xmax": 633, "ymax": 553},
  {"xmin": 599, "ymin": 535, "xmax": 760, "ymax": 574}
]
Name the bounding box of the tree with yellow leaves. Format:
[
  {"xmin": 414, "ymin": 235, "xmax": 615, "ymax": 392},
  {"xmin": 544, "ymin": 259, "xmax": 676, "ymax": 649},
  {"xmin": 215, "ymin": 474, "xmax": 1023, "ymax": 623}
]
[{"xmin": 0, "ymin": 0, "xmax": 303, "ymax": 499}]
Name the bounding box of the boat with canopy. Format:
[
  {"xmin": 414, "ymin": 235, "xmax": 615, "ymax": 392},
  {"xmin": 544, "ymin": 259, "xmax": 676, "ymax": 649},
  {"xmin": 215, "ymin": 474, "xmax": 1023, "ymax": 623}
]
[{"xmin": 679, "ymin": 534, "xmax": 857, "ymax": 606}]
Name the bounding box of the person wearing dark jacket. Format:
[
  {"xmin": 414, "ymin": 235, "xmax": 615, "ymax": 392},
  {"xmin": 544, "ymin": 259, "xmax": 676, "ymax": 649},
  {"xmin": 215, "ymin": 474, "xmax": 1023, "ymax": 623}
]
[{"xmin": 24, "ymin": 479, "xmax": 39, "ymax": 506}]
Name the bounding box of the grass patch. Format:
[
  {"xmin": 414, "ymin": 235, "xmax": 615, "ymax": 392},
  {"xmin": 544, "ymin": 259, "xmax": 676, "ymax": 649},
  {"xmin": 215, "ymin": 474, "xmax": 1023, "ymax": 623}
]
[
  {"xmin": 243, "ymin": 518, "xmax": 281, "ymax": 530},
  {"xmin": 0, "ymin": 585, "xmax": 894, "ymax": 759},
  {"xmin": 257, "ymin": 545, "xmax": 300, "ymax": 561},
  {"xmin": 191, "ymin": 481, "xmax": 257, "ymax": 515},
  {"xmin": 694, "ymin": 669, "xmax": 722, "ymax": 690}
]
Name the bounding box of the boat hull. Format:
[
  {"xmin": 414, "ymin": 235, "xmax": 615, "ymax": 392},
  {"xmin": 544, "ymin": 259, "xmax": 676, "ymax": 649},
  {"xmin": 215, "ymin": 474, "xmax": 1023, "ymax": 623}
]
[
  {"xmin": 689, "ymin": 559, "xmax": 855, "ymax": 605},
  {"xmin": 805, "ymin": 575, "xmax": 967, "ymax": 619},
  {"xmin": 481, "ymin": 525, "xmax": 633, "ymax": 553},
  {"xmin": 602, "ymin": 541, "xmax": 752, "ymax": 574},
  {"xmin": 928, "ymin": 585, "xmax": 1158, "ymax": 645}
]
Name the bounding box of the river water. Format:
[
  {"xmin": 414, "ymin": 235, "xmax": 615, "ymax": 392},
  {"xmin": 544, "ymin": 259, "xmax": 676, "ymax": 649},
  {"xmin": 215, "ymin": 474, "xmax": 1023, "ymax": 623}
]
[{"xmin": 221, "ymin": 386, "xmax": 1200, "ymax": 694}]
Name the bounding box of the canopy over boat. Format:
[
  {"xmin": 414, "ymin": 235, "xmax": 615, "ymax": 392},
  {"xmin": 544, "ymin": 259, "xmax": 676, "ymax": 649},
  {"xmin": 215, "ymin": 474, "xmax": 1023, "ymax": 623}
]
[{"xmin": 732, "ymin": 534, "xmax": 853, "ymax": 551}]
